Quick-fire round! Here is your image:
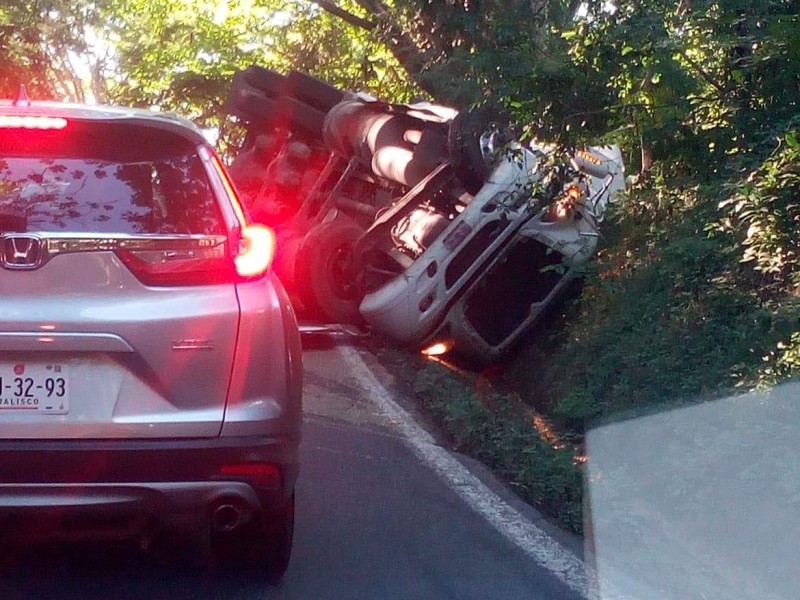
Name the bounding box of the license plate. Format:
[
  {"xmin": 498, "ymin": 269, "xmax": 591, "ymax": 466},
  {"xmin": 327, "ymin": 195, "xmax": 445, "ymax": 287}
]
[{"xmin": 0, "ymin": 363, "xmax": 69, "ymax": 414}]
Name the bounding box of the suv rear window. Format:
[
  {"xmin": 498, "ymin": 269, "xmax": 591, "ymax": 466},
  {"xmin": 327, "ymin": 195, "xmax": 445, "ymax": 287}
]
[{"xmin": 0, "ymin": 120, "xmax": 224, "ymax": 235}]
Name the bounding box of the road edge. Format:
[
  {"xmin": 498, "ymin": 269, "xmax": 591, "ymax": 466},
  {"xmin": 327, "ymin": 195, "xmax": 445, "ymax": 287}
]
[{"xmin": 337, "ymin": 343, "xmax": 591, "ymax": 598}]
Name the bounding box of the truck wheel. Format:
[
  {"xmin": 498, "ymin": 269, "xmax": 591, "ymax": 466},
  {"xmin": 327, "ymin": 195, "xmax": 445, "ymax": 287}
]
[
  {"xmin": 299, "ymin": 220, "xmax": 363, "ymax": 324},
  {"xmin": 448, "ymin": 108, "xmax": 494, "ymax": 194},
  {"xmin": 225, "ymin": 73, "xmax": 277, "ymax": 122},
  {"xmin": 243, "ymin": 65, "xmax": 286, "ymax": 97},
  {"xmin": 286, "ymin": 70, "xmax": 345, "ymax": 113}
]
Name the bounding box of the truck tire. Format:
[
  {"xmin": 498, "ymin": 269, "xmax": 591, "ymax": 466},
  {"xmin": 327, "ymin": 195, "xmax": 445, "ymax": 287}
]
[
  {"xmin": 243, "ymin": 65, "xmax": 286, "ymax": 97},
  {"xmin": 447, "ymin": 108, "xmax": 493, "ymax": 194},
  {"xmin": 224, "ymin": 72, "xmax": 277, "ymax": 122},
  {"xmin": 286, "ymin": 70, "xmax": 345, "ymax": 113},
  {"xmin": 298, "ymin": 219, "xmax": 363, "ymax": 324}
]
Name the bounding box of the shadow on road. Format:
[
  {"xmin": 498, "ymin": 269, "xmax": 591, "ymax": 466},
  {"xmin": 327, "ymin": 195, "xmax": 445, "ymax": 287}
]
[{"xmin": 0, "ymin": 540, "xmax": 274, "ymax": 600}]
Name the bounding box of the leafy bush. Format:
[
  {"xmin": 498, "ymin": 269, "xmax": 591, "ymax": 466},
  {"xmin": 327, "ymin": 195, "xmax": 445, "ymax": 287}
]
[
  {"xmin": 721, "ymin": 125, "xmax": 800, "ymax": 293},
  {"xmin": 518, "ymin": 171, "xmax": 761, "ymax": 413}
]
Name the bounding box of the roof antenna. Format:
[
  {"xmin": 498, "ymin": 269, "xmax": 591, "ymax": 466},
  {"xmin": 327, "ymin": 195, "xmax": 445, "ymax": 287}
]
[{"xmin": 13, "ymin": 85, "xmax": 30, "ymax": 107}]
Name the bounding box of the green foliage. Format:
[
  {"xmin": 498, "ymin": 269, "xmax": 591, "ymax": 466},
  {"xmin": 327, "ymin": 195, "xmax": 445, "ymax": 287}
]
[
  {"xmin": 100, "ymin": 0, "xmax": 419, "ymax": 120},
  {"xmin": 0, "ymin": 1, "xmax": 104, "ymax": 100},
  {"xmin": 267, "ymin": 2, "xmax": 419, "ymax": 101},
  {"xmin": 547, "ymin": 223, "xmax": 770, "ymax": 420},
  {"xmin": 100, "ymin": 0, "xmax": 269, "ymax": 113},
  {"xmin": 487, "ymin": 0, "xmax": 800, "ymax": 170},
  {"xmin": 720, "ymin": 125, "xmax": 800, "ymax": 293},
  {"xmin": 526, "ymin": 141, "xmax": 800, "ymax": 429},
  {"xmin": 412, "ymin": 361, "xmax": 584, "ymax": 534},
  {"xmin": 495, "ymin": 0, "xmax": 800, "ymax": 439},
  {"xmin": 0, "ymin": 0, "xmax": 420, "ymax": 129}
]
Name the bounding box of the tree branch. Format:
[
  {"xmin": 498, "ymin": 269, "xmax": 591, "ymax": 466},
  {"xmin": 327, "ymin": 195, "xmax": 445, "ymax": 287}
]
[
  {"xmin": 677, "ymin": 49, "xmax": 727, "ymax": 95},
  {"xmin": 44, "ymin": 45, "xmax": 83, "ymax": 102},
  {"xmin": 567, "ymin": 0, "xmax": 583, "ymax": 19},
  {"xmin": 352, "ymin": 0, "xmax": 386, "ymax": 15},
  {"xmin": 311, "ymin": 1, "xmax": 376, "ymax": 30}
]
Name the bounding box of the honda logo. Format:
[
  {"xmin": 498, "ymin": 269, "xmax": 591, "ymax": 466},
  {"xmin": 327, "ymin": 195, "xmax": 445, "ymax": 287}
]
[{"xmin": 2, "ymin": 235, "xmax": 45, "ymax": 270}]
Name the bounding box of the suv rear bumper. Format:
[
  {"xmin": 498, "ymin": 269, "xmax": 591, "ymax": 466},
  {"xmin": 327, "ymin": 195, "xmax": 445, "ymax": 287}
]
[{"xmin": 0, "ymin": 436, "xmax": 299, "ymax": 540}]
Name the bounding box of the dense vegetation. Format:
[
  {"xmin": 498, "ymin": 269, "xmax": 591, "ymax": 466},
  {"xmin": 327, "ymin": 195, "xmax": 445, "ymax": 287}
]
[
  {"xmin": 3, "ymin": 0, "xmax": 799, "ymax": 533},
  {"xmin": 513, "ymin": 1, "xmax": 800, "ymax": 424}
]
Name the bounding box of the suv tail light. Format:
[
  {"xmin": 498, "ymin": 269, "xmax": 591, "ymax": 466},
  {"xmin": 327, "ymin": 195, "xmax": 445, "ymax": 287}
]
[
  {"xmin": 235, "ymin": 225, "xmax": 276, "ymax": 278},
  {"xmin": 116, "ymin": 242, "xmax": 234, "ymax": 286},
  {"xmin": 115, "ymin": 227, "xmax": 275, "ymax": 287}
]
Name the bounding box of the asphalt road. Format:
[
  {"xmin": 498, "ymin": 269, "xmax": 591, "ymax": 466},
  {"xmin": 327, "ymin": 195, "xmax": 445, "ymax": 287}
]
[{"xmin": 0, "ymin": 342, "xmax": 584, "ymax": 600}]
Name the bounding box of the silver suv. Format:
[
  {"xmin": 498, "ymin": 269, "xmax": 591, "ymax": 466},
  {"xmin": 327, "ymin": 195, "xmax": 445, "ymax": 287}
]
[{"xmin": 0, "ymin": 94, "xmax": 302, "ymax": 580}]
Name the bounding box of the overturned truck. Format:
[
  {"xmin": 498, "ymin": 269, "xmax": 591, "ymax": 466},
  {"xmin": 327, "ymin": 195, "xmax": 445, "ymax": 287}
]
[{"xmin": 223, "ymin": 65, "xmax": 625, "ymax": 364}]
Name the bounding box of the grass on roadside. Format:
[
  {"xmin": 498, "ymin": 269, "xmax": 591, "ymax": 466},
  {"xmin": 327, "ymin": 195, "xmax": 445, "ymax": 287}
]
[{"xmin": 410, "ymin": 359, "xmax": 584, "ymax": 535}]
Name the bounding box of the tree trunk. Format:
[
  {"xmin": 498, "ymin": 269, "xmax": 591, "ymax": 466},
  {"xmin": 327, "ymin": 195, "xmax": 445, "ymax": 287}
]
[
  {"xmin": 311, "ymin": 0, "xmax": 470, "ymax": 100},
  {"xmin": 313, "ymin": 0, "xmax": 561, "ymax": 104}
]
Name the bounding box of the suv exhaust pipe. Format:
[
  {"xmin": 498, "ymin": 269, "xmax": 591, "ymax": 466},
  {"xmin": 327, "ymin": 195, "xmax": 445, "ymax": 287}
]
[{"xmin": 212, "ymin": 503, "xmax": 244, "ymax": 532}]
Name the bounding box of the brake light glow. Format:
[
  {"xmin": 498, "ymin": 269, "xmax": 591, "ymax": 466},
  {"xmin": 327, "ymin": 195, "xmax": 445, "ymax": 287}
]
[
  {"xmin": 0, "ymin": 116, "xmax": 68, "ymax": 130},
  {"xmin": 235, "ymin": 225, "xmax": 276, "ymax": 278}
]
